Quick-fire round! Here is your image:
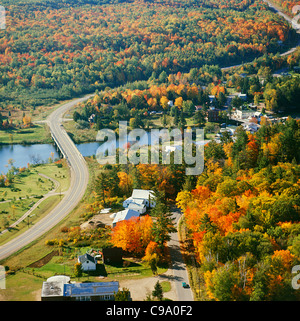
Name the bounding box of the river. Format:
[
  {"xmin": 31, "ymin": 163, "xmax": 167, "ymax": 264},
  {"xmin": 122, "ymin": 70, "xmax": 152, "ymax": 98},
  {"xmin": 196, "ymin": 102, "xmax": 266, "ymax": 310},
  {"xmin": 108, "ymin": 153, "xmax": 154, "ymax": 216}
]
[
  {"xmin": 0, "ymin": 142, "xmax": 102, "ymax": 174},
  {"xmin": 0, "ymin": 128, "xmax": 207, "ymax": 174},
  {"xmin": 0, "ymin": 131, "xmax": 159, "ymax": 173}
]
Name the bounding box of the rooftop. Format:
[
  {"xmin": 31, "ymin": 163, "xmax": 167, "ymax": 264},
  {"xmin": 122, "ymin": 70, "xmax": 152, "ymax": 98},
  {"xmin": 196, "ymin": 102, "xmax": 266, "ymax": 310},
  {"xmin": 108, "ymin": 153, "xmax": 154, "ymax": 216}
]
[
  {"xmin": 112, "ymin": 208, "xmax": 140, "ymax": 225},
  {"xmin": 78, "ymin": 253, "xmax": 96, "ymax": 264},
  {"xmin": 64, "ymin": 281, "xmax": 119, "ymax": 298},
  {"xmin": 41, "ymin": 281, "xmax": 64, "ymax": 298},
  {"xmin": 131, "ymin": 189, "xmax": 155, "ymax": 200}
]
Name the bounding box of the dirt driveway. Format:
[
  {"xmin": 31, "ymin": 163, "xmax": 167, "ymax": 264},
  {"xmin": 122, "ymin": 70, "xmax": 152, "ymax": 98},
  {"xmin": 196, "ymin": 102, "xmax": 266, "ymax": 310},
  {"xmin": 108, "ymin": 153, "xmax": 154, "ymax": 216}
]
[{"xmin": 119, "ymin": 270, "xmax": 178, "ymax": 301}]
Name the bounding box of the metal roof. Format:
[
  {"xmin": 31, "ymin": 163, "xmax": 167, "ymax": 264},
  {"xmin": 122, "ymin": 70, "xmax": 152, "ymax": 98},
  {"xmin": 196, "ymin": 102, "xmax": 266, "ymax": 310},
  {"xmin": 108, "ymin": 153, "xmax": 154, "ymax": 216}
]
[
  {"xmin": 63, "ymin": 282, "xmax": 119, "ymax": 297},
  {"xmin": 112, "ymin": 209, "xmax": 140, "ymax": 225},
  {"xmin": 131, "ymin": 189, "xmax": 155, "ymax": 200}
]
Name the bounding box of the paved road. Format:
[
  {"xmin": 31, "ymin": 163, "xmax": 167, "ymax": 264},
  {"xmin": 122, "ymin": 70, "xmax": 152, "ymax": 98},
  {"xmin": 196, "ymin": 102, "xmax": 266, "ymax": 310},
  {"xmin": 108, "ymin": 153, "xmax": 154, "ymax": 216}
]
[
  {"xmin": 167, "ymin": 208, "xmax": 194, "ymax": 301},
  {"xmin": 0, "ymin": 95, "xmax": 92, "ymax": 262}
]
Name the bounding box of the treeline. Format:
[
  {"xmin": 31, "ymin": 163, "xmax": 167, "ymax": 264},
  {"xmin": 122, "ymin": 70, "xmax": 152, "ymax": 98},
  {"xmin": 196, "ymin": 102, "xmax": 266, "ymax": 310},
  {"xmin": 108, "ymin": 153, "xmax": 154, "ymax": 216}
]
[
  {"xmin": 0, "ymin": 0, "xmax": 295, "ymax": 109},
  {"xmin": 71, "ymin": 49, "xmax": 300, "ymax": 131}
]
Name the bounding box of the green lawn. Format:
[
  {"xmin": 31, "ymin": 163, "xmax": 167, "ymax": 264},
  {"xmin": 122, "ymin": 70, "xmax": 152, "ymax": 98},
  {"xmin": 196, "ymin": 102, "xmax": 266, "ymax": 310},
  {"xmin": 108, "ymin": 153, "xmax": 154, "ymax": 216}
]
[
  {"xmin": 0, "ymin": 162, "xmax": 69, "ymax": 201},
  {"xmin": 32, "ymin": 163, "xmax": 70, "ymax": 193},
  {"xmin": 0, "ymin": 198, "xmax": 35, "ymax": 228},
  {"xmin": 63, "ymin": 120, "xmax": 98, "ymax": 144},
  {"xmin": 0, "ymin": 125, "xmax": 52, "ymax": 145},
  {"xmin": 0, "ymin": 171, "xmax": 54, "ymax": 201},
  {"xmin": 0, "ymin": 195, "xmax": 62, "ymax": 245},
  {"xmin": 2, "ymin": 271, "xmax": 44, "ymax": 301}
]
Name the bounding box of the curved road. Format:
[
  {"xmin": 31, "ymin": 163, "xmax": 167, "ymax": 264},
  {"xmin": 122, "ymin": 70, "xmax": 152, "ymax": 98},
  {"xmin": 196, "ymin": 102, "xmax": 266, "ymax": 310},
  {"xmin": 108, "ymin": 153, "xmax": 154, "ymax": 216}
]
[{"xmin": 0, "ymin": 95, "xmax": 92, "ymax": 261}]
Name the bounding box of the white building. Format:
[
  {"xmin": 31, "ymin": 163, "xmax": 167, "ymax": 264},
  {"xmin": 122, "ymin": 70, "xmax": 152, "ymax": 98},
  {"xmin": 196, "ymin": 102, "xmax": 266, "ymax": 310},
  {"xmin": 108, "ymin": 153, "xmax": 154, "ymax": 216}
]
[
  {"xmin": 243, "ymin": 122, "xmax": 260, "ymax": 133},
  {"xmin": 112, "ymin": 208, "xmax": 140, "ymax": 228},
  {"xmin": 78, "ymin": 253, "xmax": 97, "ymax": 271},
  {"xmin": 123, "ymin": 189, "xmax": 156, "ymax": 209},
  {"xmin": 238, "ymin": 93, "xmax": 247, "ymax": 100},
  {"xmin": 127, "ymin": 201, "xmax": 146, "ymax": 214},
  {"xmin": 234, "ymin": 109, "xmax": 254, "ymax": 120}
]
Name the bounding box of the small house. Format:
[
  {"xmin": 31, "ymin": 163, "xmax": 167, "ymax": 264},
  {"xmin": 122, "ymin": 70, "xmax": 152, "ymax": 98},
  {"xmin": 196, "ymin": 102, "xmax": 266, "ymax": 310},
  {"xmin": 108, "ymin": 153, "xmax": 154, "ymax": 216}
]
[
  {"xmin": 78, "ymin": 253, "xmax": 97, "ymax": 271},
  {"xmin": 123, "ymin": 189, "xmax": 156, "ymax": 209},
  {"xmin": 208, "ymin": 95, "xmax": 216, "ymax": 104},
  {"xmin": 234, "ymin": 109, "xmax": 254, "ymax": 120}
]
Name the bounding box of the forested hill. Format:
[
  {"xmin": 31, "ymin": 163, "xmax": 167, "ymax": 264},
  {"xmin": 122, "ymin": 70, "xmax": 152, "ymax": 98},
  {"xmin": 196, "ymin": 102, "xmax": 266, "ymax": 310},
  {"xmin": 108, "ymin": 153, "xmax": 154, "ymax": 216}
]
[{"xmin": 0, "ymin": 0, "xmax": 297, "ymax": 108}]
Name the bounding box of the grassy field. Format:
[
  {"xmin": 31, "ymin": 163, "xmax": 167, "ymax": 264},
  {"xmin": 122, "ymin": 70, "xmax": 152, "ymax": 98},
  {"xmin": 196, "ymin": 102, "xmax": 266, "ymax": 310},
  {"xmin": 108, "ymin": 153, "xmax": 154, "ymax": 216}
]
[
  {"xmin": 0, "ymin": 125, "xmax": 52, "ymax": 145},
  {"xmin": 63, "ymin": 120, "xmax": 98, "ymax": 144},
  {"xmin": 0, "ymin": 162, "xmax": 69, "ymax": 201},
  {"xmin": 33, "ymin": 163, "xmax": 70, "ymax": 193},
  {"xmin": 0, "ymin": 195, "xmax": 62, "ymax": 246},
  {"xmin": 0, "ymin": 162, "xmax": 70, "ymax": 242}
]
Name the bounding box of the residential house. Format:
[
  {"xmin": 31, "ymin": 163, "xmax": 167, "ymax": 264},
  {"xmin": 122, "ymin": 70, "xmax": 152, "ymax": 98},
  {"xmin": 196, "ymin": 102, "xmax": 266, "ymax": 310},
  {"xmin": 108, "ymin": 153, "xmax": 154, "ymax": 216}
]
[
  {"xmin": 127, "ymin": 202, "xmax": 146, "ymax": 214},
  {"xmin": 168, "ymin": 100, "xmax": 174, "ymax": 107},
  {"xmin": 78, "ymin": 253, "xmax": 97, "ymax": 271},
  {"xmin": 234, "ymin": 108, "xmax": 254, "ymax": 120},
  {"xmin": 165, "ymin": 145, "xmax": 182, "ymax": 154},
  {"xmin": 112, "ymin": 208, "xmax": 140, "ymax": 228},
  {"xmin": 242, "ymin": 122, "xmax": 260, "ymax": 133},
  {"xmin": 88, "ymin": 114, "xmax": 96, "ymax": 123},
  {"xmin": 123, "ymin": 189, "xmax": 156, "ymax": 209}
]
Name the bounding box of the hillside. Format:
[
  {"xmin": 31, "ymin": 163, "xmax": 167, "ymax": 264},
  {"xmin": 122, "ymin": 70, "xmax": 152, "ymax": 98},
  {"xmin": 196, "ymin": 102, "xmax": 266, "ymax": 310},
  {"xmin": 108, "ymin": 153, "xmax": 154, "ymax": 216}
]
[{"xmin": 0, "ymin": 0, "xmax": 297, "ymax": 109}]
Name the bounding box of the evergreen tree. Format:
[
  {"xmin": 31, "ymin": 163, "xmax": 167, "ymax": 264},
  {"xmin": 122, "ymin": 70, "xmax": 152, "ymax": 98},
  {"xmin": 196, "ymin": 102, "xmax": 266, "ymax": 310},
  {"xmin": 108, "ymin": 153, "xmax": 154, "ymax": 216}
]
[
  {"xmin": 151, "ymin": 192, "xmax": 176, "ymax": 250},
  {"xmin": 152, "ymin": 281, "xmax": 163, "ymax": 301}
]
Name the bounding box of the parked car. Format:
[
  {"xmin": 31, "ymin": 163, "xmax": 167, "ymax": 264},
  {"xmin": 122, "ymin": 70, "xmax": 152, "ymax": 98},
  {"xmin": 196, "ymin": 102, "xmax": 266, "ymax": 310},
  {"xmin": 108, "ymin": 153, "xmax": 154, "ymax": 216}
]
[{"xmin": 182, "ymin": 282, "xmax": 189, "ymax": 288}]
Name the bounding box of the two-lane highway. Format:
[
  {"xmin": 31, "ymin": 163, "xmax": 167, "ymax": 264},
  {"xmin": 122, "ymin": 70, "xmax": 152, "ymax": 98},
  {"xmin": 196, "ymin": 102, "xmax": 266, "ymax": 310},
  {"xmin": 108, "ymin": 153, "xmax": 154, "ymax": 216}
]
[{"xmin": 0, "ymin": 95, "xmax": 93, "ymax": 262}]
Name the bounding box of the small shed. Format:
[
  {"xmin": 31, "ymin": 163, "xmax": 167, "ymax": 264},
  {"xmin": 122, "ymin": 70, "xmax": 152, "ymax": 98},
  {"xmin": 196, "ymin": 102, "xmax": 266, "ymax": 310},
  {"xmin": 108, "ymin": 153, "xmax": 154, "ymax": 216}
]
[{"xmin": 102, "ymin": 247, "xmax": 123, "ymax": 265}]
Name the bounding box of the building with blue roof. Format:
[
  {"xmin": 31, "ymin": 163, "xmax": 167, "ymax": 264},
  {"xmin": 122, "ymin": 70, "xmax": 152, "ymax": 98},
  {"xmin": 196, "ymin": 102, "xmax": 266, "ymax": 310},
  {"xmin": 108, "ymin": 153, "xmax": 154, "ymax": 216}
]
[{"xmin": 41, "ymin": 279, "xmax": 119, "ymax": 301}]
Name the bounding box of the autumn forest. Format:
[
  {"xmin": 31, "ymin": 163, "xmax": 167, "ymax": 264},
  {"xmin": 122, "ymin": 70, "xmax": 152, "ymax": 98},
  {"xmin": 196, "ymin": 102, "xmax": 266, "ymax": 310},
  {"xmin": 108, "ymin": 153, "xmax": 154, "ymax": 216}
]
[
  {"xmin": 0, "ymin": 0, "xmax": 300, "ymax": 302},
  {"xmin": 0, "ymin": 0, "xmax": 298, "ymax": 108}
]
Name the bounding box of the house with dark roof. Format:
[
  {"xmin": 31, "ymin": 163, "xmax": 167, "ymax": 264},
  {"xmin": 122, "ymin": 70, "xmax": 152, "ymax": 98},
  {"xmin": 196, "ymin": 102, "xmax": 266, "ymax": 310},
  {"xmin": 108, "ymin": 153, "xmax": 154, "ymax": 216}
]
[{"xmin": 78, "ymin": 253, "xmax": 97, "ymax": 271}]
